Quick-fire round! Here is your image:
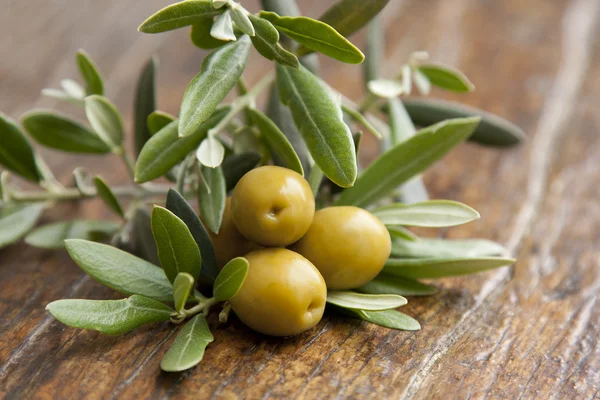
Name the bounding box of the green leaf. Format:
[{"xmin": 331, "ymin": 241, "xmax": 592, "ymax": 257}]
[
  {"xmin": 73, "ymin": 167, "xmax": 94, "ymax": 196},
  {"xmin": 0, "ymin": 203, "xmax": 45, "ymax": 248},
  {"xmin": 179, "ymin": 36, "xmax": 250, "ymax": 137},
  {"xmin": 173, "ymin": 272, "xmax": 195, "ymax": 313},
  {"xmin": 64, "ymin": 239, "xmax": 173, "ymax": 302},
  {"xmin": 334, "ymin": 117, "xmax": 480, "ymax": 207},
  {"xmin": 21, "ymin": 111, "xmax": 111, "ymax": 154},
  {"xmin": 46, "ymin": 295, "xmax": 173, "ymax": 335},
  {"xmin": 368, "ymin": 79, "xmax": 404, "ymax": 98},
  {"xmin": 326, "ymin": 291, "xmax": 407, "ymax": 311},
  {"xmin": 134, "ymin": 108, "xmax": 228, "ymax": 183},
  {"xmin": 197, "ymin": 166, "xmax": 226, "ymax": 234},
  {"xmin": 417, "ymin": 63, "xmax": 475, "ymax": 92},
  {"xmin": 41, "ymin": 88, "xmax": 84, "ymax": 107},
  {"xmin": 191, "ymin": 19, "xmax": 228, "ymax": 49},
  {"xmin": 341, "ymin": 106, "xmax": 383, "ymax": 139},
  {"xmin": 211, "ymin": 11, "xmax": 237, "ymax": 41},
  {"xmin": 307, "ymin": 163, "xmax": 324, "ymax": 196},
  {"xmin": 60, "ymin": 79, "xmax": 86, "ymax": 99},
  {"xmin": 357, "ymin": 275, "xmax": 437, "ymax": 297},
  {"xmin": 196, "ymin": 136, "xmax": 225, "ymax": 168},
  {"xmin": 355, "ymin": 309, "xmax": 421, "ymax": 331},
  {"xmin": 387, "ymin": 97, "xmax": 416, "ymax": 145},
  {"xmin": 93, "ymin": 176, "xmax": 124, "ymax": 218},
  {"xmin": 213, "ymin": 257, "xmax": 249, "ymax": 301},
  {"xmin": 232, "ymin": 126, "xmax": 262, "ymax": 155},
  {"xmin": 363, "ymin": 17, "xmax": 383, "ymax": 83},
  {"xmin": 229, "ymin": 4, "xmax": 255, "ymax": 36},
  {"xmin": 391, "ymin": 238, "xmax": 507, "ymax": 259},
  {"xmin": 138, "ymin": 1, "xmax": 223, "ymax": 33},
  {"xmin": 0, "ymin": 112, "xmax": 42, "ymax": 182},
  {"xmin": 25, "ymin": 220, "xmax": 120, "ymax": 249},
  {"xmin": 276, "ymin": 64, "xmax": 357, "ymax": 187},
  {"xmin": 383, "ymin": 257, "xmax": 516, "ymax": 279},
  {"xmin": 260, "ymin": 11, "xmax": 364, "ymax": 64},
  {"xmin": 166, "ymin": 189, "xmax": 218, "ymax": 283},
  {"xmin": 134, "ymin": 57, "xmax": 157, "ymax": 156},
  {"xmin": 401, "ymin": 98, "xmax": 525, "ymax": 147},
  {"xmin": 387, "ymin": 225, "xmax": 417, "ymax": 241},
  {"xmin": 372, "ymin": 200, "xmax": 480, "ymax": 227},
  {"xmin": 151, "ymin": 206, "xmax": 202, "ymax": 283},
  {"xmin": 160, "ymin": 314, "xmax": 214, "ymax": 372},
  {"xmin": 222, "ymin": 152, "xmax": 261, "ymax": 191},
  {"xmin": 76, "ymin": 50, "xmax": 104, "ymax": 95},
  {"xmin": 132, "ymin": 208, "xmax": 161, "ymax": 266},
  {"xmin": 147, "ymin": 111, "xmax": 175, "ymax": 135},
  {"xmin": 316, "ymin": 0, "xmax": 390, "ymax": 39},
  {"xmin": 85, "ymin": 95, "xmax": 124, "ymax": 149},
  {"xmin": 248, "ymin": 15, "xmax": 299, "ymax": 68},
  {"xmin": 248, "ymin": 108, "xmax": 303, "ymax": 175}
]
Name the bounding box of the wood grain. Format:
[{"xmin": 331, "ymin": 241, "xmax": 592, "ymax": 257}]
[{"xmin": 1, "ymin": 0, "xmax": 599, "ymax": 398}]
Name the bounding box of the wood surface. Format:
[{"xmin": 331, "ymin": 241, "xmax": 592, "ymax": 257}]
[{"xmin": 1, "ymin": 0, "xmax": 599, "ymax": 398}]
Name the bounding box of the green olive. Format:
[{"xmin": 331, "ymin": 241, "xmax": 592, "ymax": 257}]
[
  {"xmin": 207, "ymin": 197, "xmax": 261, "ymax": 268},
  {"xmin": 292, "ymin": 206, "xmax": 391, "ymax": 290},
  {"xmin": 231, "ymin": 166, "xmax": 315, "ymax": 247},
  {"xmin": 230, "ymin": 248, "xmax": 326, "ymax": 337}
]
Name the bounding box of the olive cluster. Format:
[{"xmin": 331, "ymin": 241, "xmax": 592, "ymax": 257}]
[{"xmin": 207, "ymin": 166, "xmax": 391, "ymax": 336}]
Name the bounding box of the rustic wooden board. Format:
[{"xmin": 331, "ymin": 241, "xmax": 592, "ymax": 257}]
[{"xmin": 1, "ymin": 0, "xmax": 599, "ymax": 398}]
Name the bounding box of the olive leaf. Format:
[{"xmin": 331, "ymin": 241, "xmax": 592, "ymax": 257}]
[
  {"xmin": 85, "ymin": 95, "xmax": 124, "ymax": 149},
  {"xmin": 166, "ymin": 189, "xmax": 218, "ymax": 283},
  {"xmin": 132, "ymin": 208, "xmax": 161, "ymax": 266},
  {"xmin": 259, "ymin": 11, "xmax": 364, "ymax": 64},
  {"xmin": 326, "ymin": 291, "xmax": 407, "ymax": 311},
  {"xmin": 60, "ymin": 79, "xmax": 86, "ymax": 99},
  {"xmin": 229, "ymin": 3, "xmax": 254, "ymax": 36},
  {"xmin": 65, "ymin": 239, "xmax": 173, "ymax": 302},
  {"xmin": 307, "ymin": 163, "xmax": 324, "ymax": 196},
  {"xmin": 417, "ymin": 63, "xmax": 475, "ymax": 92},
  {"xmin": 372, "ymin": 200, "xmax": 480, "ymax": 227},
  {"xmin": 232, "ymin": 126, "xmax": 262, "ymax": 155},
  {"xmin": 196, "ymin": 136, "xmax": 225, "ymax": 168},
  {"xmin": 277, "ymin": 64, "xmax": 357, "ymax": 187},
  {"xmin": 134, "ymin": 57, "xmax": 157, "ymax": 155},
  {"xmin": 213, "ymin": 257, "xmax": 249, "ymax": 301},
  {"xmin": 316, "ymin": 0, "xmax": 390, "ymax": 39},
  {"xmin": 160, "ymin": 314, "xmax": 214, "ymax": 372},
  {"xmin": 25, "ymin": 220, "xmax": 120, "ymax": 249},
  {"xmin": 248, "ymin": 15, "xmax": 299, "ymax": 68},
  {"xmin": 387, "ymin": 225, "xmax": 417, "ymax": 241},
  {"xmin": 367, "ymin": 79, "xmax": 404, "ymax": 98},
  {"xmin": 387, "ymin": 97, "xmax": 416, "ymax": 145},
  {"xmin": 341, "ymin": 106, "xmax": 383, "ymax": 139},
  {"xmin": 211, "ymin": 11, "xmax": 237, "ymax": 41},
  {"xmin": 363, "ymin": 17, "xmax": 383, "ymax": 83},
  {"xmin": 391, "ymin": 238, "xmax": 507, "ymax": 259},
  {"xmin": 46, "ymin": 295, "xmax": 173, "ymax": 336},
  {"xmin": 22, "ymin": 111, "xmax": 111, "ymax": 154},
  {"xmin": 93, "ymin": 176, "xmax": 124, "ymax": 218},
  {"xmin": 0, "ymin": 203, "xmax": 46, "ymax": 248},
  {"xmin": 191, "ymin": 18, "xmax": 229, "ymax": 49},
  {"xmin": 248, "ymin": 108, "xmax": 303, "ymax": 175},
  {"xmin": 357, "ymin": 275, "xmax": 437, "ymax": 297},
  {"xmin": 151, "ymin": 206, "xmax": 202, "ymax": 283},
  {"xmin": 383, "ymin": 257, "xmax": 516, "ymax": 279},
  {"xmin": 134, "ymin": 108, "xmax": 228, "ymax": 183},
  {"xmin": 179, "ymin": 36, "xmax": 250, "ymax": 137},
  {"xmin": 147, "ymin": 111, "xmax": 175, "ymax": 135},
  {"xmin": 138, "ymin": 1, "xmax": 223, "ymax": 33},
  {"xmin": 401, "ymin": 98, "xmax": 525, "ymax": 147},
  {"xmin": 197, "ymin": 165, "xmax": 226, "ymax": 234},
  {"xmin": 354, "ymin": 309, "xmax": 421, "ymax": 331},
  {"xmin": 41, "ymin": 88, "xmax": 84, "ymax": 107},
  {"xmin": 76, "ymin": 50, "xmax": 104, "ymax": 95},
  {"xmin": 73, "ymin": 167, "xmax": 94, "ymax": 196},
  {"xmin": 412, "ymin": 68, "xmax": 432, "ymax": 95},
  {"xmin": 334, "ymin": 117, "xmax": 480, "ymax": 207},
  {"xmin": 173, "ymin": 272, "xmax": 195, "ymax": 313},
  {"xmin": 222, "ymin": 152, "xmax": 261, "ymax": 191},
  {"xmin": 0, "ymin": 112, "xmax": 42, "ymax": 182}
]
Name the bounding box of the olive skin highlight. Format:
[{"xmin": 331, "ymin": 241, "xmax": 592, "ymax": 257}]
[
  {"xmin": 230, "ymin": 248, "xmax": 327, "ymax": 337},
  {"xmin": 292, "ymin": 206, "xmax": 391, "ymax": 290},
  {"xmin": 231, "ymin": 166, "xmax": 315, "ymax": 247}
]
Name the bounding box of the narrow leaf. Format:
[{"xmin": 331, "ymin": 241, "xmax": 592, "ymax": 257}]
[
  {"xmin": 196, "ymin": 136, "xmax": 225, "ymax": 168},
  {"xmin": 60, "ymin": 79, "xmax": 86, "ymax": 99},
  {"xmin": 357, "ymin": 275, "xmax": 437, "ymax": 297},
  {"xmin": 260, "ymin": 11, "xmax": 364, "ymax": 64},
  {"xmin": 166, "ymin": 189, "xmax": 219, "ymax": 283},
  {"xmin": 341, "ymin": 105, "xmax": 383, "ymax": 139},
  {"xmin": 392, "ymin": 238, "xmax": 507, "ymax": 259},
  {"xmin": 326, "ymin": 291, "xmax": 407, "ymax": 311},
  {"xmin": 25, "ymin": 220, "xmax": 120, "ymax": 249},
  {"xmin": 22, "ymin": 111, "xmax": 111, "ymax": 154},
  {"xmin": 0, "ymin": 112, "xmax": 42, "ymax": 182},
  {"xmin": 151, "ymin": 206, "xmax": 202, "ymax": 283},
  {"xmin": 334, "ymin": 117, "xmax": 480, "ymax": 207},
  {"xmin": 85, "ymin": 95, "xmax": 124, "ymax": 148},
  {"xmin": 73, "ymin": 167, "xmax": 94, "ymax": 195},
  {"xmin": 387, "ymin": 97, "xmax": 416, "ymax": 145},
  {"xmin": 417, "ymin": 63, "xmax": 475, "ymax": 92},
  {"xmin": 93, "ymin": 176, "xmax": 124, "ymax": 218},
  {"xmin": 356, "ymin": 309, "xmax": 421, "ymax": 331},
  {"xmin": 222, "ymin": 152, "xmax": 261, "ymax": 191},
  {"xmin": 76, "ymin": 50, "xmax": 104, "ymax": 95},
  {"xmin": 230, "ymin": 4, "xmax": 255, "ymax": 36},
  {"xmin": 387, "ymin": 225, "xmax": 417, "ymax": 241},
  {"xmin": 363, "ymin": 17, "xmax": 383, "ymax": 83},
  {"xmin": 248, "ymin": 15, "xmax": 299, "ymax": 68},
  {"xmin": 277, "ymin": 64, "xmax": 356, "ymax": 187},
  {"xmin": 160, "ymin": 314, "xmax": 214, "ymax": 372},
  {"xmin": 0, "ymin": 203, "xmax": 45, "ymax": 248},
  {"xmin": 316, "ymin": 0, "xmax": 390, "ymax": 38},
  {"xmin": 197, "ymin": 166, "xmax": 226, "ymax": 234},
  {"xmin": 41, "ymin": 88, "xmax": 84, "ymax": 107},
  {"xmin": 211, "ymin": 11, "xmax": 237, "ymax": 41},
  {"xmin": 373, "ymin": 200, "xmax": 480, "ymax": 227},
  {"xmin": 173, "ymin": 272, "xmax": 195, "ymax": 313},
  {"xmin": 139, "ymin": 1, "xmax": 223, "ymax": 33},
  {"xmin": 213, "ymin": 257, "xmax": 249, "ymax": 301},
  {"xmin": 191, "ymin": 19, "xmax": 228, "ymax": 49},
  {"xmin": 47, "ymin": 295, "xmax": 173, "ymax": 335},
  {"xmin": 134, "ymin": 57, "xmax": 157, "ymax": 155},
  {"xmin": 147, "ymin": 111, "xmax": 175, "ymax": 135},
  {"xmin": 65, "ymin": 239, "xmax": 173, "ymax": 302},
  {"xmin": 383, "ymin": 257, "xmax": 516, "ymax": 279},
  {"xmin": 368, "ymin": 79, "xmax": 404, "ymax": 98}
]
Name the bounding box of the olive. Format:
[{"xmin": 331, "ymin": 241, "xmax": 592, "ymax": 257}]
[
  {"xmin": 292, "ymin": 206, "xmax": 391, "ymax": 290},
  {"xmin": 207, "ymin": 197, "xmax": 261, "ymax": 268},
  {"xmin": 230, "ymin": 248, "xmax": 326, "ymax": 336},
  {"xmin": 231, "ymin": 166, "xmax": 315, "ymax": 247}
]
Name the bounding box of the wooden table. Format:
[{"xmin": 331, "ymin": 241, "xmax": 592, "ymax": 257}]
[{"xmin": 1, "ymin": 0, "xmax": 599, "ymax": 398}]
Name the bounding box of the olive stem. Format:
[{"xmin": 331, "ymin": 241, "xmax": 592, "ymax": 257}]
[
  {"xmin": 218, "ymin": 302, "xmax": 232, "ymax": 323},
  {"xmin": 183, "ymin": 297, "xmax": 218, "ymax": 317}
]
